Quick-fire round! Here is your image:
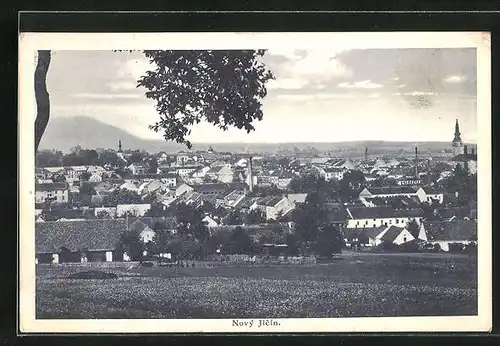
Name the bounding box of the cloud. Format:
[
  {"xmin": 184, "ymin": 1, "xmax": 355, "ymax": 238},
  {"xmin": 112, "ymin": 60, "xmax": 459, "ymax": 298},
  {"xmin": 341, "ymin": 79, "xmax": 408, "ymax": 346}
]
[
  {"xmin": 397, "ymin": 84, "xmax": 406, "ymax": 88},
  {"xmin": 444, "ymin": 75, "xmax": 467, "ymax": 83},
  {"xmin": 337, "ymin": 80, "xmax": 383, "ymax": 89},
  {"xmin": 265, "ymin": 48, "xmax": 352, "ymax": 90},
  {"xmin": 116, "ymin": 56, "xmax": 155, "ymax": 80},
  {"xmin": 275, "ymin": 93, "xmax": 357, "ymax": 102},
  {"xmin": 267, "ymin": 78, "xmax": 308, "ymax": 90},
  {"xmin": 403, "ymin": 91, "xmax": 439, "ymax": 96},
  {"xmin": 71, "ymin": 93, "xmax": 142, "ymax": 100},
  {"xmin": 107, "ymin": 80, "xmax": 139, "ymax": 91},
  {"xmin": 392, "ymin": 91, "xmax": 440, "ymax": 97}
]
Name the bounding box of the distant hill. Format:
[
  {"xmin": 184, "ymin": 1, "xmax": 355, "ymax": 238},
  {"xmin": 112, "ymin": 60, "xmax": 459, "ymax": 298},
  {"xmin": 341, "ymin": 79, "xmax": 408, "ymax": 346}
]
[
  {"xmin": 38, "ymin": 116, "xmax": 186, "ymax": 153},
  {"xmin": 38, "ymin": 116, "xmax": 476, "ymax": 156}
]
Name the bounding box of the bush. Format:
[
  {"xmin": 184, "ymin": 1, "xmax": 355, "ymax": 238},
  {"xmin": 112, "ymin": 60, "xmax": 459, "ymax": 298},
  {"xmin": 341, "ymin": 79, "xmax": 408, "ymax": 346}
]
[
  {"xmin": 68, "ymin": 270, "xmax": 118, "ymax": 280},
  {"xmin": 398, "ymin": 241, "xmax": 419, "ymax": 253},
  {"xmin": 448, "ymin": 242, "xmax": 466, "ymax": 253},
  {"xmin": 465, "ymin": 242, "xmax": 477, "ymax": 255}
]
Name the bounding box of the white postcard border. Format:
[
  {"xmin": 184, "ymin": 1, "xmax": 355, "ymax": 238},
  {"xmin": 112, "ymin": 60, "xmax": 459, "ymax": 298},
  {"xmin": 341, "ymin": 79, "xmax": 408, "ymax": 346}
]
[{"xmin": 18, "ymin": 31, "xmax": 492, "ymax": 333}]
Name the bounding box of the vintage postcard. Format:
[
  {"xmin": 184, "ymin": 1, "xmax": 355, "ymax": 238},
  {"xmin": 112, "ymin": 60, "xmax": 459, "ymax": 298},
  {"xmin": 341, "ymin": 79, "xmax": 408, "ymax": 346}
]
[{"xmin": 18, "ymin": 32, "xmax": 491, "ymax": 333}]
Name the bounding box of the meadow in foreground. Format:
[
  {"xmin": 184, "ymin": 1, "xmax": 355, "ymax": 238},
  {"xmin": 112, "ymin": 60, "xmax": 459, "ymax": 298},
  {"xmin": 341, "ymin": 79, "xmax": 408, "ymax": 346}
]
[{"xmin": 36, "ymin": 252, "xmax": 477, "ymax": 319}]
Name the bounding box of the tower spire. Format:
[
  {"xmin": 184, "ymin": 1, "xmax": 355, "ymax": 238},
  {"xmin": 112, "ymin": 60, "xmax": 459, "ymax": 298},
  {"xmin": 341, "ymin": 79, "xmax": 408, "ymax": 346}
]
[
  {"xmin": 453, "ymin": 119, "xmax": 462, "ymax": 142},
  {"xmin": 118, "ymin": 139, "xmax": 122, "ymax": 153}
]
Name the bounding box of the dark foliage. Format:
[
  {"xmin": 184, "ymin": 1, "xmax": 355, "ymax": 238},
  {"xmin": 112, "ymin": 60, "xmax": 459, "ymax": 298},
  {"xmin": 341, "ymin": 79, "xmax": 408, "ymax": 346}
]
[{"xmin": 138, "ymin": 50, "xmax": 274, "ymax": 148}]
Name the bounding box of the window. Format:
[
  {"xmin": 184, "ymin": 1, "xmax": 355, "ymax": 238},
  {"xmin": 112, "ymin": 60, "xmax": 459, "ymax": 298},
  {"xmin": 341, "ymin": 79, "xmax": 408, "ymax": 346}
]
[{"xmin": 396, "ymin": 219, "xmax": 399, "ymax": 224}]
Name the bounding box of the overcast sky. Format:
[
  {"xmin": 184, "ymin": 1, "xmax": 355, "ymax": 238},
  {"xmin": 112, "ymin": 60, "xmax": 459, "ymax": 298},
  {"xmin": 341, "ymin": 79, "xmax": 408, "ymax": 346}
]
[{"xmin": 46, "ymin": 47, "xmax": 477, "ymax": 144}]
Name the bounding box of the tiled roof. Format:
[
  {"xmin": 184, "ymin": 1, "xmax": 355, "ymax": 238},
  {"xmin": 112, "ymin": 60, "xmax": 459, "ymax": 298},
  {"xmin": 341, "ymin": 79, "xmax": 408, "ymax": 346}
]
[
  {"xmin": 380, "ymin": 226, "xmax": 404, "ymax": 242},
  {"xmin": 35, "ymin": 182, "xmax": 69, "ymax": 191},
  {"xmin": 366, "ymin": 186, "xmax": 419, "ymax": 195},
  {"xmin": 35, "ymin": 219, "xmax": 127, "ymax": 253},
  {"xmin": 348, "ymin": 206, "xmax": 423, "ymax": 219},
  {"xmin": 343, "ymin": 226, "xmax": 385, "ymax": 240},
  {"xmin": 258, "ymin": 195, "xmax": 285, "ymax": 207},
  {"xmin": 326, "ymin": 208, "xmax": 350, "ymax": 223}
]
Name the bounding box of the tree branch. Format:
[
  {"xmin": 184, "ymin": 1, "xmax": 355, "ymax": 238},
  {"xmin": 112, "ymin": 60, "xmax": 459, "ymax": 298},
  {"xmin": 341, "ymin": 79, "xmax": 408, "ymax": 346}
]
[{"xmin": 34, "ymin": 50, "xmax": 51, "ymax": 152}]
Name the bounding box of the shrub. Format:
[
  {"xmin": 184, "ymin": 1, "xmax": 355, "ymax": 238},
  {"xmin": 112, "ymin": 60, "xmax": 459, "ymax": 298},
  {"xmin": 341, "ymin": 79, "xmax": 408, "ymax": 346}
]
[{"xmin": 448, "ymin": 242, "xmax": 466, "ymax": 253}]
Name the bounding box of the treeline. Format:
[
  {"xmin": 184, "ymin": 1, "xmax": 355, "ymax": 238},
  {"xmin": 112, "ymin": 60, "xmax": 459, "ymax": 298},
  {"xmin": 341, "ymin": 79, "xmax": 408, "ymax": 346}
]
[
  {"xmin": 35, "ymin": 146, "xmax": 153, "ymax": 167},
  {"xmin": 119, "ymin": 201, "xmax": 344, "ymax": 262}
]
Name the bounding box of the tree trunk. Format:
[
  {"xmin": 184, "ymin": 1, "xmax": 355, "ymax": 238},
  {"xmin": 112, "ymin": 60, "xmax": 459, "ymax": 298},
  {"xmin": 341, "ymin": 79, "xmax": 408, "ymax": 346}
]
[{"xmin": 34, "ymin": 50, "xmax": 51, "ymax": 152}]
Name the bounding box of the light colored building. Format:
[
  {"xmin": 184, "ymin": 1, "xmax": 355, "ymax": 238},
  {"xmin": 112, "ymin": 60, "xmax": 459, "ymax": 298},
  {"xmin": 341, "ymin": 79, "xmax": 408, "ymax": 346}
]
[
  {"xmin": 35, "ymin": 182, "xmax": 69, "ymax": 204},
  {"xmin": 346, "ymin": 206, "xmax": 423, "ymax": 229}
]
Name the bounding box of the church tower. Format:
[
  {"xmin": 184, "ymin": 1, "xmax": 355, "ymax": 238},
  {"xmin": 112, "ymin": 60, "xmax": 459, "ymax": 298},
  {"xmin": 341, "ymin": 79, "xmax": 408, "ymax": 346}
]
[
  {"xmin": 118, "ymin": 139, "xmax": 123, "ymax": 153},
  {"xmin": 452, "ymin": 119, "xmax": 464, "ymax": 156}
]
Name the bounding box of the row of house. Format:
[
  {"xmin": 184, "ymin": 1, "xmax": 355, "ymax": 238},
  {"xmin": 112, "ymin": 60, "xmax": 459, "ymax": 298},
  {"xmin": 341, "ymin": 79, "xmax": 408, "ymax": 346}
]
[
  {"xmin": 35, "ymin": 216, "xmax": 478, "ymax": 264},
  {"xmin": 343, "ymin": 219, "xmax": 477, "ymax": 252}
]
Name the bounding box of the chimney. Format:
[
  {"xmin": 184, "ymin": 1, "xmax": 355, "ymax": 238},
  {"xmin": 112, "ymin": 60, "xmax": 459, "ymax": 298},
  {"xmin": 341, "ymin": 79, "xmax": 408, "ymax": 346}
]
[
  {"xmin": 247, "ymin": 156, "xmax": 253, "ymax": 193},
  {"xmin": 464, "ymin": 145, "xmax": 468, "ymax": 155},
  {"xmin": 414, "ymin": 146, "xmax": 418, "ymax": 178}
]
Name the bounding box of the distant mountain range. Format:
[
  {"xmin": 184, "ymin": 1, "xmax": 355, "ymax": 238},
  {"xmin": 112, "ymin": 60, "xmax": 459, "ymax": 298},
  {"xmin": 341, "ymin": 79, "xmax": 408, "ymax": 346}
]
[{"xmin": 38, "ymin": 116, "xmax": 476, "ymax": 157}]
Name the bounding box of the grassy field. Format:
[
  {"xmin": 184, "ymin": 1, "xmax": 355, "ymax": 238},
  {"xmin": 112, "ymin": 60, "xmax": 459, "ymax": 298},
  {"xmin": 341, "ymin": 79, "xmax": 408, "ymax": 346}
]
[{"xmin": 36, "ymin": 252, "xmax": 477, "ymax": 319}]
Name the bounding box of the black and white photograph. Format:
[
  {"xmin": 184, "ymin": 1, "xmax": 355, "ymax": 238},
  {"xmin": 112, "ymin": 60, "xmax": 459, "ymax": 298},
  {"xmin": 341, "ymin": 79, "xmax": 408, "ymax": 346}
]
[{"xmin": 18, "ymin": 32, "xmax": 491, "ymax": 333}]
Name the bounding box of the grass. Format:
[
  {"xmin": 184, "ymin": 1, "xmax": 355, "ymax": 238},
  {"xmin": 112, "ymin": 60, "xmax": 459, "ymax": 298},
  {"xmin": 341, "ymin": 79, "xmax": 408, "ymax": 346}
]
[{"xmin": 36, "ymin": 251, "xmax": 477, "ymax": 319}]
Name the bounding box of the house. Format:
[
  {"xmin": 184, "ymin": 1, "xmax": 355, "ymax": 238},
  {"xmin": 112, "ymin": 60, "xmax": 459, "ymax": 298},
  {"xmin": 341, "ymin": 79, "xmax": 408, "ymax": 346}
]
[
  {"xmin": 94, "ymin": 206, "xmax": 117, "ymax": 218},
  {"xmin": 202, "ymin": 215, "xmax": 219, "ymax": 228},
  {"xmin": 35, "ymin": 182, "xmax": 70, "ymax": 204},
  {"xmin": 360, "ymin": 195, "xmax": 421, "ymax": 209},
  {"xmin": 216, "ymin": 189, "xmax": 246, "ymax": 208},
  {"xmin": 216, "ymin": 165, "xmax": 235, "ymax": 184},
  {"xmin": 116, "ymin": 204, "xmax": 151, "ymax": 217},
  {"xmin": 451, "ymin": 146, "xmax": 477, "ymax": 174},
  {"xmin": 161, "ymin": 173, "xmax": 177, "ymax": 187},
  {"xmin": 374, "ymin": 225, "xmax": 417, "ymax": 246},
  {"xmin": 346, "ymin": 206, "xmax": 424, "ymax": 228},
  {"xmin": 359, "ymin": 186, "xmax": 428, "ymax": 203},
  {"xmin": 176, "ymin": 152, "xmax": 191, "ymax": 166},
  {"xmin": 88, "ymin": 172, "xmax": 103, "ymax": 183},
  {"xmin": 234, "ymin": 196, "xmax": 262, "ymax": 213},
  {"xmin": 187, "ymin": 166, "xmax": 210, "ymax": 184},
  {"xmin": 287, "ymin": 193, "xmax": 308, "ymax": 205},
  {"xmin": 343, "ymin": 223, "xmax": 426, "ymax": 248},
  {"xmin": 326, "ymin": 207, "xmax": 351, "ymax": 228},
  {"xmin": 35, "ymin": 219, "xmax": 129, "ymax": 263},
  {"xmin": 157, "ymin": 151, "xmax": 169, "ymax": 163},
  {"xmin": 422, "ymin": 220, "xmax": 477, "ymax": 252},
  {"xmin": 119, "ymin": 180, "xmax": 140, "ymax": 192},
  {"xmin": 44, "ymin": 166, "xmax": 65, "ymax": 177},
  {"xmin": 396, "ymin": 176, "xmax": 422, "ymax": 186},
  {"xmin": 175, "ymin": 165, "xmax": 200, "ymax": 178},
  {"xmin": 139, "ymin": 180, "xmax": 169, "ymax": 195},
  {"xmin": 176, "ymin": 183, "xmax": 195, "ymax": 197},
  {"xmin": 191, "ymin": 182, "xmax": 246, "ymax": 198},
  {"xmin": 127, "ymin": 163, "xmax": 148, "ymax": 176},
  {"xmin": 129, "ymin": 219, "xmax": 156, "ymax": 243},
  {"xmin": 256, "ymin": 195, "xmax": 295, "ymax": 220},
  {"xmin": 93, "ymin": 181, "xmax": 118, "ymax": 196}
]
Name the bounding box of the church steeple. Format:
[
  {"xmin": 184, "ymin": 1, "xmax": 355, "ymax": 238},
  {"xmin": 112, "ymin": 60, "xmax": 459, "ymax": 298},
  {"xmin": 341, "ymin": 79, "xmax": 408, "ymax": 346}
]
[
  {"xmin": 453, "ymin": 119, "xmax": 462, "ymax": 143},
  {"xmin": 451, "ymin": 119, "xmax": 464, "ymax": 156},
  {"xmin": 118, "ymin": 139, "xmax": 122, "ymax": 153}
]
